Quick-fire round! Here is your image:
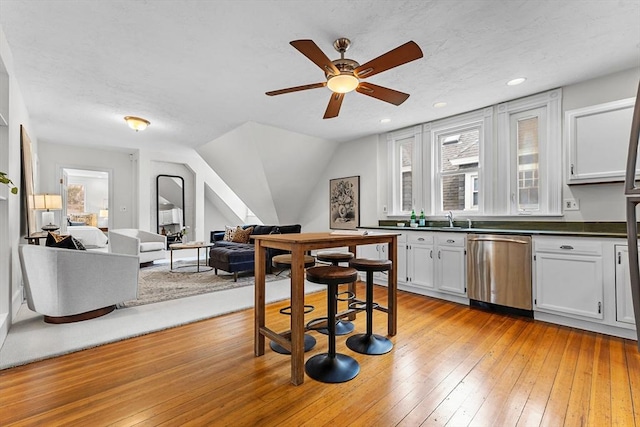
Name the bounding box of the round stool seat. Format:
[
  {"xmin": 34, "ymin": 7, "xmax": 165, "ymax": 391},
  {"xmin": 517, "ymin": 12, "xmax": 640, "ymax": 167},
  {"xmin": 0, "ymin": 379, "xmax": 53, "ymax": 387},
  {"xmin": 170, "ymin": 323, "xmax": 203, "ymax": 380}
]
[
  {"xmin": 306, "ymin": 266, "xmax": 358, "ymax": 285},
  {"xmin": 316, "ymin": 252, "xmax": 354, "ymax": 265},
  {"xmin": 349, "ymin": 258, "xmax": 392, "ymax": 272},
  {"xmin": 272, "ymin": 254, "xmax": 316, "ymax": 269}
]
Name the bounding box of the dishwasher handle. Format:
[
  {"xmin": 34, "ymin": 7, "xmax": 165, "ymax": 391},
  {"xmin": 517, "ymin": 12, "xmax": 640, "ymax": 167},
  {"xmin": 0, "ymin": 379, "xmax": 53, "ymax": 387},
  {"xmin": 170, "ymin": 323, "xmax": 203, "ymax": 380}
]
[{"xmin": 467, "ymin": 235, "xmax": 531, "ymax": 245}]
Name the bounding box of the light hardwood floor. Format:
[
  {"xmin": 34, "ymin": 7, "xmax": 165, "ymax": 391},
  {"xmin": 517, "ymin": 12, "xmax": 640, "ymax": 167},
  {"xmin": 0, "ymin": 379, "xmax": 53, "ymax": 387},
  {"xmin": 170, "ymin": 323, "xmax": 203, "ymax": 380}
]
[{"xmin": 1, "ymin": 283, "xmax": 638, "ymax": 426}]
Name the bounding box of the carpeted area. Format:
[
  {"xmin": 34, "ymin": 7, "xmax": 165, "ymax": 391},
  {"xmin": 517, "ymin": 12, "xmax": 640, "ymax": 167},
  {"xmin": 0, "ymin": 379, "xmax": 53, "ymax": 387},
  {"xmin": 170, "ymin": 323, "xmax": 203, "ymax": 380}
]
[
  {"xmin": 125, "ymin": 260, "xmax": 281, "ymax": 307},
  {"xmin": 0, "ymin": 278, "xmax": 325, "ymax": 370}
]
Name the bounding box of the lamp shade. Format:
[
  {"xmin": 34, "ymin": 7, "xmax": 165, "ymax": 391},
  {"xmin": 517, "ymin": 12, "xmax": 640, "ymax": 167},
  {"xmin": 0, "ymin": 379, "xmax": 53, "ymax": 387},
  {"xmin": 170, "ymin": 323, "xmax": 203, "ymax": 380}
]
[
  {"xmin": 33, "ymin": 194, "xmax": 62, "ymax": 210},
  {"xmin": 99, "ymin": 209, "xmax": 109, "ymax": 218}
]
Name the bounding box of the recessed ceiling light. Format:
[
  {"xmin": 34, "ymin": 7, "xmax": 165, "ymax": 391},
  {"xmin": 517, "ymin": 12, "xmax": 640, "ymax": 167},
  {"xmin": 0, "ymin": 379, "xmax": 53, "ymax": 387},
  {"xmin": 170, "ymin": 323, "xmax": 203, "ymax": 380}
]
[
  {"xmin": 433, "ymin": 102, "xmax": 447, "ymax": 108},
  {"xmin": 380, "ymin": 118, "xmax": 391, "ymax": 124},
  {"xmin": 507, "ymin": 77, "xmax": 526, "ymax": 86}
]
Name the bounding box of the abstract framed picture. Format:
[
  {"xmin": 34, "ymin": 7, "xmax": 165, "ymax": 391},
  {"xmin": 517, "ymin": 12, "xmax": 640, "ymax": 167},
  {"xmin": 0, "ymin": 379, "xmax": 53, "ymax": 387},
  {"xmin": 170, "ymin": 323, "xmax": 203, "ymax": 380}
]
[{"xmin": 329, "ymin": 175, "xmax": 360, "ymax": 230}]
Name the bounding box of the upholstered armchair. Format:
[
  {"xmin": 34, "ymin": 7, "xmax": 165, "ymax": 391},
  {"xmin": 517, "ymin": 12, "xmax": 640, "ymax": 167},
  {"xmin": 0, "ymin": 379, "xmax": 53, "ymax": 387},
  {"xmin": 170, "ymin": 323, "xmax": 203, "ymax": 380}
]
[
  {"xmin": 108, "ymin": 229, "xmax": 166, "ymax": 266},
  {"xmin": 18, "ymin": 245, "xmax": 139, "ymax": 323}
]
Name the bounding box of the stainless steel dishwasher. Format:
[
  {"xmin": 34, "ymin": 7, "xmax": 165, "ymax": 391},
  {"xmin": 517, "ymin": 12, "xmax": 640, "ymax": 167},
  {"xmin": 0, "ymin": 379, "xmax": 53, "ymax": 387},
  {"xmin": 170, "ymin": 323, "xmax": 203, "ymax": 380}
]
[{"xmin": 467, "ymin": 234, "xmax": 532, "ymax": 312}]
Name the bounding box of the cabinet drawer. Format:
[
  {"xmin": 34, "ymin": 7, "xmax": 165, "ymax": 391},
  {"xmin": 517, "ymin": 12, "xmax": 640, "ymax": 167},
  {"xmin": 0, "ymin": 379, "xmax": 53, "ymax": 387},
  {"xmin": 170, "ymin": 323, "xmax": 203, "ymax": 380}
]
[
  {"xmin": 534, "ymin": 238, "xmax": 602, "ymax": 256},
  {"xmin": 436, "ymin": 234, "xmax": 465, "ymax": 248},
  {"xmin": 407, "ymin": 233, "xmax": 434, "ymax": 245}
]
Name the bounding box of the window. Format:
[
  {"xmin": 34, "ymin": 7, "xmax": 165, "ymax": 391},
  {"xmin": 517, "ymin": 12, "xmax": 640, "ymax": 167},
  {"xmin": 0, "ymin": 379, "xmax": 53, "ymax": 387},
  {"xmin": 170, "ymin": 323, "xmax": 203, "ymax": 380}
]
[
  {"xmin": 437, "ymin": 128, "xmax": 480, "ymax": 212},
  {"xmin": 427, "ymin": 108, "xmax": 491, "ymax": 215},
  {"xmin": 497, "ymin": 89, "xmax": 562, "ymax": 215},
  {"xmin": 387, "ymin": 126, "xmax": 422, "ymax": 215}
]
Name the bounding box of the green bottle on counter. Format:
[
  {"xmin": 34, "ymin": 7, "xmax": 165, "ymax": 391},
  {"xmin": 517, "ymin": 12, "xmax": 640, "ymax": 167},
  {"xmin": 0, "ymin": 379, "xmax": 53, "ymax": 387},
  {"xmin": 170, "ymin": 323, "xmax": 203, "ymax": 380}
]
[
  {"xmin": 419, "ymin": 209, "xmax": 426, "ymax": 226},
  {"xmin": 410, "ymin": 209, "xmax": 416, "ymax": 224}
]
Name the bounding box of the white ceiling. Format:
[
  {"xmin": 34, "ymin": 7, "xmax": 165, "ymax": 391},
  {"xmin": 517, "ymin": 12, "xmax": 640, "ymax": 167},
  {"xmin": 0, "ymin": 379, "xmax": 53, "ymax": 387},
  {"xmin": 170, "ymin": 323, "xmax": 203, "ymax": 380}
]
[{"xmin": 1, "ymin": 0, "xmax": 639, "ymax": 152}]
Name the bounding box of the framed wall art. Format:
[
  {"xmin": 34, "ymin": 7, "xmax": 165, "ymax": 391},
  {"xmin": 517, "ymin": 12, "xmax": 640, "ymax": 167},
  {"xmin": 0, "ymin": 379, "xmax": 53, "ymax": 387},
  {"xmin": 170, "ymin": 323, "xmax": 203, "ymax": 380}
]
[{"xmin": 329, "ymin": 175, "xmax": 360, "ymax": 230}]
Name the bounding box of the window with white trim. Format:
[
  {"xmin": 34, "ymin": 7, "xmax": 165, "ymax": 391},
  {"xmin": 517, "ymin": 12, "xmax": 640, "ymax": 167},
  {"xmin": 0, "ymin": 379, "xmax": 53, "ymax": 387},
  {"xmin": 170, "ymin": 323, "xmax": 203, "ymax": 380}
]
[
  {"xmin": 497, "ymin": 89, "xmax": 562, "ymax": 215},
  {"xmin": 387, "ymin": 126, "xmax": 422, "ymax": 215}
]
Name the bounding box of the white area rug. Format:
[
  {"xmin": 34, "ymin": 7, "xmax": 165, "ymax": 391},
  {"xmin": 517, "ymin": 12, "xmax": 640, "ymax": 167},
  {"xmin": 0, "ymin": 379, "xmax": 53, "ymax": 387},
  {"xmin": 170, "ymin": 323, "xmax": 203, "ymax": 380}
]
[{"xmin": 0, "ymin": 279, "xmax": 325, "ymax": 370}]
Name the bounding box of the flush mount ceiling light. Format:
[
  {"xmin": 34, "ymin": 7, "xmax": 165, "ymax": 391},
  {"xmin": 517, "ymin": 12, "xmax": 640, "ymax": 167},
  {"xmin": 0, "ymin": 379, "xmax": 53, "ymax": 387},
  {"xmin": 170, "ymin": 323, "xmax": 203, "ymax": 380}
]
[
  {"xmin": 507, "ymin": 77, "xmax": 526, "ymax": 86},
  {"xmin": 124, "ymin": 116, "xmax": 150, "ymax": 131},
  {"xmin": 380, "ymin": 118, "xmax": 391, "ymax": 124}
]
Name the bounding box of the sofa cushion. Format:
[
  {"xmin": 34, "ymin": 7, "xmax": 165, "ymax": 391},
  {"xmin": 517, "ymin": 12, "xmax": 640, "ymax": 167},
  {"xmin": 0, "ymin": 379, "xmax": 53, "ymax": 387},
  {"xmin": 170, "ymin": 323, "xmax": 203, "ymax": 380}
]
[
  {"xmin": 277, "ymin": 224, "xmax": 302, "ymax": 234},
  {"xmin": 223, "ymin": 225, "xmax": 236, "ymax": 242},
  {"xmin": 140, "ymin": 242, "xmax": 165, "ymax": 252},
  {"xmin": 232, "ymin": 226, "xmax": 253, "ymax": 243},
  {"xmin": 45, "ymin": 232, "xmax": 86, "ymax": 250},
  {"xmin": 252, "ymin": 225, "xmax": 277, "ymax": 236}
]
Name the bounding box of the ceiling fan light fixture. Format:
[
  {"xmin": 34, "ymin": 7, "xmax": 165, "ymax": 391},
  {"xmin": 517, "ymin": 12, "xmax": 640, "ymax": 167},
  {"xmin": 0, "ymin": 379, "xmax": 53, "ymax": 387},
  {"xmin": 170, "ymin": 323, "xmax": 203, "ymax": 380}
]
[
  {"xmin": 124, "ymin": 116, "xmax": 150, "ymax": 131},
  {"xmin": 326, "ymin": 73, "xmax": 359, "ymax": 94}
]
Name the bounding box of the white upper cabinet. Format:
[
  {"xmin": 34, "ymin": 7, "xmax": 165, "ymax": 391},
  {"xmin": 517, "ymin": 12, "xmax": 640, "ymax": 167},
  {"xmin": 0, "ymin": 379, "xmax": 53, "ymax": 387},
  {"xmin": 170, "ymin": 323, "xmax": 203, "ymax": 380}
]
[{"xmin": 565, "ymin": 97, "xmax": 638, "ymax": 184}]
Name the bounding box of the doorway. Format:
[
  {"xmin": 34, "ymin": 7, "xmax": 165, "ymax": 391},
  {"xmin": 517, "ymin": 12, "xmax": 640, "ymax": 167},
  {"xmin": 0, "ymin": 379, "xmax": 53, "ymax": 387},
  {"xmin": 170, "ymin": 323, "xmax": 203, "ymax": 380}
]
[{"xmin": 60, "ymin": 167, "xmax": 111, "ymax": 231}]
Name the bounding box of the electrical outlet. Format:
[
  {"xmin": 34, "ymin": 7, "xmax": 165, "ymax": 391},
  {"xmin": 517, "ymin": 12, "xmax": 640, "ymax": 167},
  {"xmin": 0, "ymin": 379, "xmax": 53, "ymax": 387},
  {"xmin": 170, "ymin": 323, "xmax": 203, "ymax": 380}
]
[
  {"xmin": 564, "ymin": 199, "xmax": 579, "ymax": 211},
  {"xmin": 382, "ymin": 205, "xmax": 388, "ymax": 213}
]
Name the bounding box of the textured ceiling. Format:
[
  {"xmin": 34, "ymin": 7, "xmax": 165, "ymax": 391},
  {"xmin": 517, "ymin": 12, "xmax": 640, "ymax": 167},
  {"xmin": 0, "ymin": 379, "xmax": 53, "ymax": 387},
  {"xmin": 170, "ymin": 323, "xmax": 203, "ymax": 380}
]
[{"xmin": 0, "ymin": 0, "xmax": 639, "ymax": 151}]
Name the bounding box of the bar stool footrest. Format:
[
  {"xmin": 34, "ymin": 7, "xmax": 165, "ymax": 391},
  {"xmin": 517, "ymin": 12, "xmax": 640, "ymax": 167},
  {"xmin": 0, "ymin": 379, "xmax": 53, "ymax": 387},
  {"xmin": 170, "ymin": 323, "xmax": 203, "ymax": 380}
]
[
  {"xmin": 336, "ymin": 290, "xmax": 355, "ymax": 302},
  {"xmin": 279, "ymin": 305, "xmax": 315, "ymax": 316}
]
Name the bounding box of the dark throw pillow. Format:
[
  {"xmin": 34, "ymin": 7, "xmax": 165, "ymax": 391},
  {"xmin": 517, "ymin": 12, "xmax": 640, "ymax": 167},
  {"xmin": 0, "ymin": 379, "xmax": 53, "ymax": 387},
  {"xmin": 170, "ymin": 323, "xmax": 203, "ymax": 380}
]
[{"xmin": 45, "ymin": 232, "xmax": 86, "ymax": 250}]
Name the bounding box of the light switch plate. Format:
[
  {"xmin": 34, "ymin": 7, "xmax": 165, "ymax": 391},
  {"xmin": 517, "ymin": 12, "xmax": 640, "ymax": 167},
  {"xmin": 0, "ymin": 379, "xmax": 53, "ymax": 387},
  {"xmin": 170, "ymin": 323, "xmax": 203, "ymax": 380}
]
[{"xmin": 564, "ymin": 199, "xmax": 579, "ymax": 210}]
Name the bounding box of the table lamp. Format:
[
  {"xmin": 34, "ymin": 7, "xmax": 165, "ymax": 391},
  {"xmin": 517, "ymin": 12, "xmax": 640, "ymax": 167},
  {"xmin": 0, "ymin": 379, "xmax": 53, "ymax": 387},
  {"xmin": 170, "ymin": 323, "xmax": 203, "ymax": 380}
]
[{"xmin": 33, "ymin": 194, "xmax": 62, "ymax": 231}]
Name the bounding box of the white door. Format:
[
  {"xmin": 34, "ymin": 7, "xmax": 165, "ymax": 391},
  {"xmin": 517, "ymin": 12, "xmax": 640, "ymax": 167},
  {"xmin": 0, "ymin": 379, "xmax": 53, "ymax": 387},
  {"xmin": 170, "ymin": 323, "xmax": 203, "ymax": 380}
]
[{"xmin": 437, "ymin": 246, "xmax": 466, "ymax": 295}]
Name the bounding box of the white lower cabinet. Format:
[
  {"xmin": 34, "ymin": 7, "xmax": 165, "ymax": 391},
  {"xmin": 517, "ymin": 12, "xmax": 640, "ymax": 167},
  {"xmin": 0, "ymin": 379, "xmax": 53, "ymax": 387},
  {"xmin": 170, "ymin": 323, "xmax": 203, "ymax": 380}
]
[
  {"xmin": 435, "ymin": 234, "xmax": 467, "ymax": 296},
  {"xmin": 356, "ymin": 233, "xmax": 406, "ymax": 285},
  {"xmin": 405, "ymin": 233, "xmax": 434, "ymax": 289},
  {"xmin": 533, "ymin": 237, "xmax": 604, "ymax": 320},
  {"xmin": 615, "ymin": 245, "xmax": 637, "ymax": 325},
  {"xmin": 533, "ymin": 236, "xmax": 636, "ymax": 340},
  {"xmin": 401, "ymin": 231, "xmax": 467, "ymax": 302}
]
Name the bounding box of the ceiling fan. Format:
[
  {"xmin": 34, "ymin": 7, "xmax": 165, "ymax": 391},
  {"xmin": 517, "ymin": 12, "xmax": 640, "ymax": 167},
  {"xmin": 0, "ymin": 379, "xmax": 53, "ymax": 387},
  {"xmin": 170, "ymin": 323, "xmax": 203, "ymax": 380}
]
[{"xmin": 266, "ymin": 38, "xmax": 423, "ymax": 119}]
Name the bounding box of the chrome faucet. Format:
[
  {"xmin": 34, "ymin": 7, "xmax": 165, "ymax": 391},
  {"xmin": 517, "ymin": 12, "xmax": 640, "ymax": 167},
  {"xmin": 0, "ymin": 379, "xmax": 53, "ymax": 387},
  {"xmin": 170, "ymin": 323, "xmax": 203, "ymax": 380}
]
[
  {"xmin": 467, "ymin": 218, "xmax": 472, "ymax": 229},
  {"xmin": 445, "ymin": 211, "xmax": 454, "ymax": 228}
]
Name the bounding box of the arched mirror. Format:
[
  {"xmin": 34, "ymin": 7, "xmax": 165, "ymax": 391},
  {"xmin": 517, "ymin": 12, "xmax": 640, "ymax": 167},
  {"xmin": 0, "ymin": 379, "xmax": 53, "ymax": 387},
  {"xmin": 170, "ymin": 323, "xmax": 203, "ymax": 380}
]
[{"xmin": 157, "ymin": 175, "xmax": 185, "ymax": 239}]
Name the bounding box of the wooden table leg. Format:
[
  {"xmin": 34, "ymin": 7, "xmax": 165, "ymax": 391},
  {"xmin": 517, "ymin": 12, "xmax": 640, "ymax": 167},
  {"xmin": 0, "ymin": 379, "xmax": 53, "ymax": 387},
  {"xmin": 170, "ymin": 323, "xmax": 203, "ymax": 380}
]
[
  {"xmin": 254, "ymin": 241, "xmax": 266, "ymax": 357},
  {"xmin": 388, "ymin": 237, "xmax": 397, "ymax": 336},
  {"xmin": 290, "ymin": 246, "xmax": 305, "ymax": 385}
]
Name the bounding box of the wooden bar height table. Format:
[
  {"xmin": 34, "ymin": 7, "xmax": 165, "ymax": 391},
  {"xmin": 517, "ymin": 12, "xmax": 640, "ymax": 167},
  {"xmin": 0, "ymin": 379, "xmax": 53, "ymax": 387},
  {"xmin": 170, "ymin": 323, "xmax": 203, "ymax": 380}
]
[{"xmin": 253, "ymin": 232, "xmax": 399, "ymax": 385}]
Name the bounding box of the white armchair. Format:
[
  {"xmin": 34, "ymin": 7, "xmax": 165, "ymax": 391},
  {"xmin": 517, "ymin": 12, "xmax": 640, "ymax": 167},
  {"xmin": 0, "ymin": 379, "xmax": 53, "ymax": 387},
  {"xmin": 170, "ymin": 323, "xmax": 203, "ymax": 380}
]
[
  {"xmin": 18, "ymin": 245, "xmax": 139, "ymax": 323},
  {"xmin": 108, "ymin": 229, "xmax": 166, "ymax": 265}
]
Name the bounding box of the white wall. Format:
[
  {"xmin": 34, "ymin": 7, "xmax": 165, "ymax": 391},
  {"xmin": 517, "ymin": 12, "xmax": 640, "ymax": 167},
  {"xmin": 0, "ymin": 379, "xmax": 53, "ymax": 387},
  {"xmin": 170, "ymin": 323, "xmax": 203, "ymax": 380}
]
[
  {"xmin": 299, "ymin": 134, "xmax": 380, "ymax": 231},
  {"xmin": 562, "ymin": 68, "xmax": 640, "ymax": 222},
  {"xmin": 0, "ymin": 25, "xmax": 34, "ymax": 346}
]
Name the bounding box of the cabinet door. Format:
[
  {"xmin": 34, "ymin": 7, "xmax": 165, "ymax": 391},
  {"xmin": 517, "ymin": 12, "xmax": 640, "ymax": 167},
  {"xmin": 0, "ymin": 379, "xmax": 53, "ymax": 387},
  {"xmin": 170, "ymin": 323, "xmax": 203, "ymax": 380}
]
[
  {"xmin": 409, "ymin": 244, "xmax": 434, "ymax": 289},
  {"xmin": 535, "ymin": 252, "xmax": 604, "ymax": 319},
  {"xmin": 615, "ymin": 246, "xmax": 637, "ymax": 325},
  {"xmin": 437, "ymin": 246, "xmax": 466, "ymax": 295}
]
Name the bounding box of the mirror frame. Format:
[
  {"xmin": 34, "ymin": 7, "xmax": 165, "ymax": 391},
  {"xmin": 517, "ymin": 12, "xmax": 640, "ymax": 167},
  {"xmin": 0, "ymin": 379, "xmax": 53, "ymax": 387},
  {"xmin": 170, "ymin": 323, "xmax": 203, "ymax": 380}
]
[{"xmin": 156, "ymin": 174, "xmax": 185, "ymax": 235}]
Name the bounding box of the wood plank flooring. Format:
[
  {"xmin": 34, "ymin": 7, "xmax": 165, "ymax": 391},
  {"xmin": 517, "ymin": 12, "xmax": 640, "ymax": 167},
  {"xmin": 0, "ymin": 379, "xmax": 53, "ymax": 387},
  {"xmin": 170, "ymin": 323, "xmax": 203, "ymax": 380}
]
[{"xmin": 0, "ymin": 283, "xmax": 638, "ymax": 426}]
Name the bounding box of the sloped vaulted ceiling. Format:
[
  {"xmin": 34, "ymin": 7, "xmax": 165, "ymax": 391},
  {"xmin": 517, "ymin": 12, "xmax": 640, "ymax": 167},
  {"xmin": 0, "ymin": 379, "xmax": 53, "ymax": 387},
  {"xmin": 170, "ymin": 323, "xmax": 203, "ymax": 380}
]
[{"xmin": 196, "ymin": 122, "xmax": 340, "ymax": 225}]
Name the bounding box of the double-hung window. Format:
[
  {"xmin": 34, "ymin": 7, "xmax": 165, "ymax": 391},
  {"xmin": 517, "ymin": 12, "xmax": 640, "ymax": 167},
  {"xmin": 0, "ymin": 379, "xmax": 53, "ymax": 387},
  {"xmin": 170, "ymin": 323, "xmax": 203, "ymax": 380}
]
[
  {"xmin": 497, "ymin": 89, "xmax": 562, "ymax": 215},
  {"xmin": 387, "ymin": 126, "xmax": 422, "ymax": 215},
  {"xmin": 427, "ymin": 108, "xmax": 492, "ymax": 215}
]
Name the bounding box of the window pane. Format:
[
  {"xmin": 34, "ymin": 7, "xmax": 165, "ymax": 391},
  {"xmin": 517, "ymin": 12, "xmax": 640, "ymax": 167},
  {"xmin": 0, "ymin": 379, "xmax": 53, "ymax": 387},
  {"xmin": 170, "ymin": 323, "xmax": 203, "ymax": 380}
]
[
  {"xmin": 517, "ymin": 116, "xmax": 539, "ymax": 210},
  {"xmin": 399, "ymin": 139, "xmax": 413, "ymax": 211},
  {"xmin": 439, "ymin": 128, "xmax": 479, "ymax": 211},
  {"xmin": 442, "ymin": 174, "xmax": 466, "ymax": 211}
]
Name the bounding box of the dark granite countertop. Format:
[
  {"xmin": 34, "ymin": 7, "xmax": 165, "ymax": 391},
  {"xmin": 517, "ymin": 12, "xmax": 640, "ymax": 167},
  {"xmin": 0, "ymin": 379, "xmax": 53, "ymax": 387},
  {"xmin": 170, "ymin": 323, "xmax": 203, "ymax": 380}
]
[{"xmin": 361, "ymin": 221, "xmax": 633, "ymax": 239}]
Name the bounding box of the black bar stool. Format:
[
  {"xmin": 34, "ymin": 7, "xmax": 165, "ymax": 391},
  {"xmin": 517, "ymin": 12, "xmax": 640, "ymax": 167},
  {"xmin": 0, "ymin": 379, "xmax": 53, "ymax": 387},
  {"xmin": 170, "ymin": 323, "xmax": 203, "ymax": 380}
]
[
  {"xmin": 305, "ymin": 265, "xmax": 360, "ymax": 383},
  {"xmin": 346, "ymin": 258, "xmax": 393, "ymax": 355},
  {"xmin": 269, "ymin": 254, "xmax": 317, "ymax": 355},
  {"xmin": 315, "ymin": 251, "xmax": 355, "ymax": 335}
]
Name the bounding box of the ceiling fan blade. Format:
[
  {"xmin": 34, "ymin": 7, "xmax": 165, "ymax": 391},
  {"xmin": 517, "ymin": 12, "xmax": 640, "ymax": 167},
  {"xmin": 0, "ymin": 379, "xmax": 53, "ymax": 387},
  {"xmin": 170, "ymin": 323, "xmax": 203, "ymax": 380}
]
[
  {"xmin": 354, "ymin": 41, "xmax": 423, "ymax": 79},
  {"xmin": 356, "ymin": 83, "xmax": 410, "ymax": 106},
  {"xmin": 323, "ymin": 92, "xmax": 344, "ymax": 119},
  {"xmin": 266, "ymin": 82, "xmax": 326, "ymax": 96},
  {"xmin": 290, "ymin": 40, "xmax": 340, "ymax": 76}
]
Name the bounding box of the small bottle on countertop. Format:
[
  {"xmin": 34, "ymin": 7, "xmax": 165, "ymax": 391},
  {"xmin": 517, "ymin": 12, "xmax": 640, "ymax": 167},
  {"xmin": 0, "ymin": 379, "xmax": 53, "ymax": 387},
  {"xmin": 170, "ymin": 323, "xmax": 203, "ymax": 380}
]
[
  {"xmin": 410, "ymin": 209, "xmax": 416, "ymax": 225},
  {"xmin": 419, "ymin": 209, "xmax": 426, "ymax": 227}
]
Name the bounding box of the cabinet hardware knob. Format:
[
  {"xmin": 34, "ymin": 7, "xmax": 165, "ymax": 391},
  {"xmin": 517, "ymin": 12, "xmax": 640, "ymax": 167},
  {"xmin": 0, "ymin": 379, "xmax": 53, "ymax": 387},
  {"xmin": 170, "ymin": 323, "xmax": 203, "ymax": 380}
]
[
  {"xmin": 430, "ymin": 250, "xmax": 433, "ymax": 259},
  {"xmin": 560, "ymin": 245, "xmax": 574, "ymax": 250},
  {"xmin": 447, "ymin": 239, "xmax": 455, "ymax": 243},
  {"xmin": 598, "ymin": 301, "xmax": 601, "ymax": 314},
  {"xmin": 438, "ymin": 251, "xmax": 441, "ymax": 259},
  {"xmin": 418, "ymin": 238, "xmax": 424, "ymax": 241}
]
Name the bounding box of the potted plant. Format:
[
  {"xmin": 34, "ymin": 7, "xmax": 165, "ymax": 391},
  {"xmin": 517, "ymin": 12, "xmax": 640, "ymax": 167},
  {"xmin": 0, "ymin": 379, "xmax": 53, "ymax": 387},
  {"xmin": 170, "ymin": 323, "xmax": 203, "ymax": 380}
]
[{"xmin": 0, "ymin": 171, "xmax": 18, "ymax": 194}]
